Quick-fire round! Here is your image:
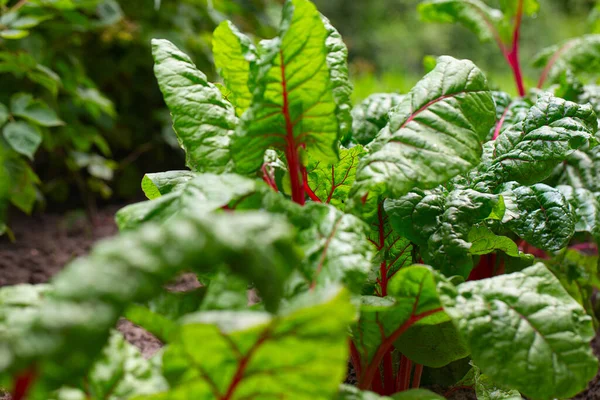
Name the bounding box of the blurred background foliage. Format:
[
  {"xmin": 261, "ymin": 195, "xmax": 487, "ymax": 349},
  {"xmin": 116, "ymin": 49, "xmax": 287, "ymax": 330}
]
[{"xmin": 0, "ymin": 0, "xmax": 597, "ymax": 232}]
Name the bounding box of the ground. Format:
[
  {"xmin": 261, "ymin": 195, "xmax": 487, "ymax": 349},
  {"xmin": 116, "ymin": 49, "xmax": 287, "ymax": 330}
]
[{"xmin": 1, "ymin": 207, "xmax": 599, "ymax": 399}]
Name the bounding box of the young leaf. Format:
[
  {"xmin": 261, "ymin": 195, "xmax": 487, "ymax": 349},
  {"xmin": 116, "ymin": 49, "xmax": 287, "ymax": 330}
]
[
  {"xmin": 351, "ymin": 56, "xmax": 495, "ymax": 201},
  {"xmin": 351, "ymin": 93, "xmax": 404, "ymax": 145},
  {"xmin": 557, "ymin": 185, "xmax": 600, "ymax": 242},
  {"xmin": 152, "ymin": 39, "xmax": 236, "ymax": 173},
  {"xmin": 232, "ymin": 0, "xmax": 342, "ymax": 175},
  {"xmin": 440, "ymin": 263, "xmax": 598, "ymax": 400},
  {"xmin": 500, "ymin": 182, "xmax": 575, "ymax": 251},
  {"xmin": 306, "ymin": 145, "xmax": 365, "ymax": 208},
  {"xmin": 141, "ymin": 286, "xmax": 355, "ymax": 400},
  {"xmin": 2, "ymin": 121, "xmax": 42, "ymax": 159},
  {"xmin": 116, "ymin": 173, "xmax": 267, "ymax": 231},
  {"xmin": 141, "ymin": 171, "xmax": 196, "ymax": 200},
  {"xmin": 467, "ymin": 225, "xmax": 533, "ymax": 262},
  {"xmin": 212, "ymin": 21, "xmax": 257, "ymax": 116},
  {"xmin": 298, "ymin": 203, "xmax": 374, "ymax": 293}
]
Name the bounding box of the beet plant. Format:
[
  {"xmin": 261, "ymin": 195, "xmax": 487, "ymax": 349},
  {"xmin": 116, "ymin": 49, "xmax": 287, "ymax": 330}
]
[{"xmin": 1, "ymin": 0, "xmax": 600, "ymax": 399}]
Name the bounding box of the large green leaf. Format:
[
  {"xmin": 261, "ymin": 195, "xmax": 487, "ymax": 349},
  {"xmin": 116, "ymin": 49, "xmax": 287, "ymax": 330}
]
[
  {"xmin": 351, "ymin": 93, "xmax": 404, "ymax": 145},
  {"xmin": 351, "ymin": 56, "xmax": 495, "ymax": 201},
  {"xmin": 0, "ymin": 211, "xmax": 299, "ymax": 396},
  {"xmin": 138, "ymin": 286, "xmax": 355, "ymax": 400},
  {"xmin": 483, "ymin": 93, "xmax": 598, "ymax": 186},
  {"xmin": 440, "ymin": 263, "xmax": 597, "ymax": 400},
  {"xmin": 534, "ymin": 34, "xmax": 600, "ymax": 86},
  {"xmin": 52, "ymin": 331, "xmax": 167, "ymax": 399},
  {"xmin": 297, "ymin": 203, "xmax": 374, "ymax": 293},
  {"xmin": 115, "ymin": 173, "xmax": 267, "ymax": 231},
  {"xmin": 152, "ymin": 39, "xmax": 236, "ymax": 173},
  {"xmin": 306, "ymin": 145, "xmax": 365, "ymax": 208},
  {"xmin": 212, "ymin": 21, "xmax": 257, "ymax": 116},
  {"xmin": 499, "ymin": 182, "xmax": 575, "ymax": 251},
  {"xmin": 232, "ymin": 0, "xmax": 342, "ymax": 174}
]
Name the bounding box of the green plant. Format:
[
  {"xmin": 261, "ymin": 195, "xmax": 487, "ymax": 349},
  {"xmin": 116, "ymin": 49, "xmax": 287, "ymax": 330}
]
[{"xmin": 2, "ymin": 0, "xmax": 600, "ymax": 399}]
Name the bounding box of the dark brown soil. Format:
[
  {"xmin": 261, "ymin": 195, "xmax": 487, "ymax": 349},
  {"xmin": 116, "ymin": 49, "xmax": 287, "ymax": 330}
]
[{"xmin": 1, "ymin": 208, "xmax": 600, "ymax": 399}]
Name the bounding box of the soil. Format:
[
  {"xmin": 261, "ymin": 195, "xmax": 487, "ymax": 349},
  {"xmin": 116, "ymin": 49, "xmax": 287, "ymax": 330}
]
[{"xmin": 1, "ymin": 207, "xmax": 600, "ymax": 399}]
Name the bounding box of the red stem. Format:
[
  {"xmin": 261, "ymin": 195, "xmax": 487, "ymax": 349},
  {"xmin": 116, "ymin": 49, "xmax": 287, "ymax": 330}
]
[
  {"xmin": 302, "ymin": 167, "xmax": 321, "ymax": 202},
  {"xmin": 371, "ymin": 368, "xmax": 385, "ymax": 394},
  {"xmin": 411, "ymin": 363, "xmax": 423, "ymax": 389},
  {"xmin": 492, "ymin": 102, "xmax": 511, "ymax": 140},
  {"xmin": 503, "ymin": 0, "xmax": 526, "ymax": 96},
  {"xmin": 12, "ymin": 369, "xmax": 36, "ymax": 400},
  {"xmin": 358, "ymin": 307, "xmax": 443, "ymax": 389},
  {"xmin": 261, "ymin": 164, "xmax": 279, "ymax": 192},
  {"xmin": 279, "ymin": 50, "xmax": 305, "ymax": 205},
  {"xmin": 538, "ymin": 42, "xmax": 575, "ymax": 88},
  {"xmin": 383, "ymin": 348, "xmax": 395, "ymax": 394},
  {"xmin": 396, "ymin": 355, "xmax": 413, "ymax": 392},
  {"xmin": 350, "ymin": 340, "xmax": 363, "ymax": 379}
]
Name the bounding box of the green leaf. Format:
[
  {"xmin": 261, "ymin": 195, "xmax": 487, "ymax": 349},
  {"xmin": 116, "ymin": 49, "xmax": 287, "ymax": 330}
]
[
  {"xmin": 306, "ymin": 145, "xmax": 365, "ymax": 208},
  {"xmin": 490, "ymin": 91, "xmax": 531, "ymax": 140},
  {"xmin": 418, "ymin": 0, "xmax": 503, "ymax": 43},
  {"xmin": 351, "ymin": 56, "xmax": 495, "ymax": 201},
  {"xmin": 0, "ymin": 103, "xmax": 8, "ymax": 127},
  {"xmin": 297, "ymin": 203, "xmax": 374, "ymax": 293},
  {"xmin": 212, "ymin": 21, "xmax": 257, "ymax": 116},
  {"xmin": 534, "ymin": 34, "xmax": 600, "ymax": 86},
  {"xmin": 500, "ymin": 182, "xmax": 575, "ymax": 251},
  {"xmin": 440, "ymin": 263, "xmax": 597, "ymax": 400},
  {"xmin": 10, "ymin": 93, "xmax": 64, "ymax": 127},
  {"xmin": 3, "ymin": 121, "xmax": 42, "ymax": 159},
  {"xmin": 0, "ymin": 29, "xmax": 29, "ymax": 39},
  {"xmin": 322, "ymin": 15, "xmax": 353, "ymax": 142},
  {"xmin": 141, "ymin": 171, "xmax": 196, "ymax": 200},
  {"xmin": 232, "ymin": 0, "xmax": 342, "ymax": 174},
  {"xmin": 139, "ymin": 286, "xmax": 355, "ymax": 400},
  {"xmin": 468, "ymin": 225, "xmax": 533, "ymax": 262},
  {"xmin": 390, "ymin": 389, "xmax": 446, "ymax": 400},
  {"xmin": 557, "ymin": 185, "xmax": 600, "ymax": 242},
  {"xmin": 0, "ymin": 211, "xmax": 299, "ymax": 393},
  {"xmin": 53, "ymin": 331, "xmax": 167, "ymax": 399},
  {"xmin": 351, "ymin": 93, "xmax": 404, "ymax": 145},
  {"xmin": 152, "ymin": 39, "xmax": 236, "ymax": 173},
  {"xmin": 484, "ymin": 93, "xmax": 598, "ymax": 186},
  {"xmin": 116, "ymin": 173, "xmax": 266, "ymax": 231},
  {"xmin": 550, "ymin": 145, "xmax": 600, "ymax": 193},
  {"xmin": 458, "ymin": 363, "xmax": 522, "ymax": 400},
  {"xmin": 352, "ymin": 265, "xmax": 445, "ymax": 367},
  {"xmin": 337, "ymin": 385, "xmax": 393, "ymax": 399}
]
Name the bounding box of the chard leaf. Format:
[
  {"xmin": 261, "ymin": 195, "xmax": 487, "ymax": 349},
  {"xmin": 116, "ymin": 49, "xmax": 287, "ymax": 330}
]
[
  {"xmin": 351, "ymin": 56, "xmax": 495, "ymax": 200},
  {"xmin": 489, "ymin": 91, "xmax": 531, "ymax": 140},
  {"xmin": 212, "ymin": 21, "xmax": 257, "ymax": 116},
  {"xmin": 468, "ymin": 225, "xmax": 532, "ymax": 262},
  {"xmin": 557, "ymin": 185, "xmax": 600, "ymax": 242},
  {"xmin": 485, "ymin": 93, "xmax": 598, "ymax": 186},
  {"xmin": 351, "ymin": 93, "xmax": 404, "ymax": 145},
  {"xmin": 232, "ymin": 0, "xmax": 342, "ymax": 174},
  {"xmin": 458, "ymin": 363, "xmax": 522, "ymax": 400},
  {"xmin": 0, "ymin": 211, "xmax": 299, "ymax": 391},
  {"xmin": 440, "ymin": 263, "xmax": 597, "ymax": 400},
  {"xmin": 141, "ymin": 171, "xmax": 196, "ymax": 199},
  {"xmin": 298, "ymin": 203, "xmax": 374, "ymax": 293},
  {"xmin": 306, "ymin": 145, "xmax": 365, "ymax": 208},
  {"xmin": 116, "ymin": 173, "xmax": 266, "ymax": 231},
  {"xmin": 352, "ymin": 266, "xmax": 445, "ymax": 368},
  {"xmin": 140, "ymin": 286, "xmax": 355, "ymax": 400},
  {"xmin": 152, "ymin": 39, "xmax": 236, "ymax": 173},
  {"xmin": 418, "ymin": 0, "xmax": 503, "ymax": 43},
  {"xmin": 534, "ymin": 34, "xmax": 600, "ymax": 85},
  {"xmin": 386, "ymin": 188, "xmax": 501, "ymax": 277},
  {"xmin": 53, "ymin": 331, "xmax": 167, "ymax": 399},
  {"xmin": 323, "ymin": 15, "xmax": 353, "ymax": 141},
  {"xmin": 500, "ymin": 182, "xmax": 574, "ymax": 251},
  {"xmin": 551, "ymin": 146, "xmax": 600, "ymax": 193}
]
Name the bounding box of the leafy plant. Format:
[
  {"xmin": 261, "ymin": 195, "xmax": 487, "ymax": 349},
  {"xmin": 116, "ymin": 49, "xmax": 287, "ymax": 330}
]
[{"xmin": 2, "ymin": 0, "xmax": 600, "ymax": 399}]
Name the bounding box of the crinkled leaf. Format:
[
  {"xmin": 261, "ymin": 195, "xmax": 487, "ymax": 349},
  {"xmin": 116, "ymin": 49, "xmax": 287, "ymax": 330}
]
[
  {"xmin": 500, "ymin": 182, "xmax": 574, "ymax": 251},
  {"xmin": 458, "ymin": 363, "xmax": 522, "ymax": 400},
  {"xmin": 351, "ymin": 56, "xmax": 495, "ymax": 201},
  {"xmin": 3, "ymin": 121, "xmax": 42, "ymax": 159},
  {"xmin": 116, "ymin": 173, "xmax": 266, "ymax": 231},
  {"xmin": 351, "ymin": 93, "xmax": 404, "ymax": 145},
  {"xmin": 141, "ymin": 171, "xmax": 196, "ymax": 200},
  {"xmin": 152, "ymin": 39, "xmax": 236, "ymax": 173},
  {"xmin": 549, "ymin": 145, "xmax": 600, "ymax": 193},
  {"xmin": 440, "ymin": 263, "xmax": 597, "ymax": 400},
  {"xmin": 297, "ymin": 203, "xmax": 374, "ymax": 293},
  {"xmin": 212, "ymin": 20, "xmax": 257, "ymax": 116},
  {"xmin": 557, "ymin": 185, "xmax": 600, "ymax": 242},
  {"xmin": 489, "ymin": 91, "xmax": 531, "ymax": 140},
  {"xmin": 232, "ymin": 0, "xmax": 341, "ymax": 174},
  {"xmin": 468, "ymin": 225, "xmax": 533, "ymax": 263},
  {"xmin": 0, "ymin": 211, "xmax": 299, "ymax": 395},
  {"xmin": 306, "ymin": 145, "xmax": 365, "ymax": 208},
  {"xmin": 534, "ymin": 35, "xmax": 600, "ymax": 85},
  {"xmin": 139, "ymin": 286, "xmax": 355, "ymax": 400}
]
